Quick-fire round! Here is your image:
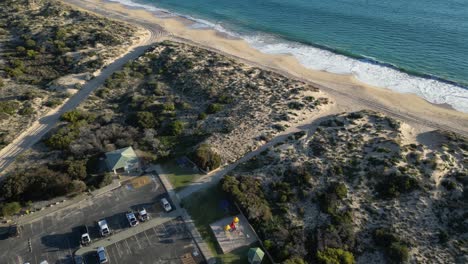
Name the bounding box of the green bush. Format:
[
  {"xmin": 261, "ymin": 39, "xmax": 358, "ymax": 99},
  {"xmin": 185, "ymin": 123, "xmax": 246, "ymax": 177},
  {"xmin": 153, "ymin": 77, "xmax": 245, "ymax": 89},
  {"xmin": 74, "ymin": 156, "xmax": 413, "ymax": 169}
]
[
  {"xmin": 98, "ymin": 173, "xmax": 113, "ymax": 188},
  {"xmin": 136, "ymin": 111, "xmax": 156, "ymax": 129},
  {"xmin": 316, "ymin": 247, "xmax": 355, "ymax": 264},
  {"xmin": 206, "ymin": 103, "xmax": 223, "ymax": 114},
  {"xmin": 67, "ymin": 180, "xmax": 87, "ymax": 194},
  {"xmin": 332, "ymin": 182, "xmax": 348, "ymax": 199},
  {"xmin": 193, "ymin": 144, "xmax": 222, "ymax": 171},
  {"xmin": 1, "ymin": 202, "xmax": 21, "ymax": 217},
  {"xmin": 285, "ymin": 256, "xmax": 306, "ymax": 264},
  {"xmin": 0, "ymin": 78, "xmax": 4, "ymax": 87},
  {"xmin": 198, "ymin": 112, "xmax": 207, "ymax": 120},
  {"xmin": 0, "ymin": 101, "xmax": 19, "ymax": 115},
  {"xmin": 376, "ymin": 173, "xmax": 419, "ymax": 199},
  {"xmin": 163, "ymin": 102, "xmax": 175, "ymax": 112},
  {"xmin": 66, "ymin": 159, "xmax": 88, "ymax": 180},
  {"xmin": 18, "ymin": 105, "xmax": 34, "ymax": 116},
  {"xmin": 388, "ymin": 242, "xmax": 409, "ymax": 263},
  {"xmin": 169, "ymin": 120, "xmax": 184, "ymax": 136},
  {"xmin": 45, "ymin": 98, "xmax": 62, "ymax": 107}
]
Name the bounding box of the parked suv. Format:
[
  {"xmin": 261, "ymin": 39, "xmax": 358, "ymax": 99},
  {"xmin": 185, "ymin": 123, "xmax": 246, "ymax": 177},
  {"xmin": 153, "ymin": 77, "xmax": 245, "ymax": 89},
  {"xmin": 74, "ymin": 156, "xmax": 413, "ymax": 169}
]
[
  {"xmin": 98, "ymin": 220, "xmax": 110, "ymax": 237},
  {"xmin": 97, "ymin": 247, "xmax": 108, "ymax": 263},
  {"xmin": 138, "ymin": 208, "xmax": 149, "ymax": 222},
  {"xmin": 161, "ymin": 198, "xmax": 172, "ymax": 212},
  {"xmin": 79, "ymin": 225, "xmax": 91, "ymax": 246},
  {"xmin": 126, "ymin": 212, "xmax": 138, "ymax": 227}
]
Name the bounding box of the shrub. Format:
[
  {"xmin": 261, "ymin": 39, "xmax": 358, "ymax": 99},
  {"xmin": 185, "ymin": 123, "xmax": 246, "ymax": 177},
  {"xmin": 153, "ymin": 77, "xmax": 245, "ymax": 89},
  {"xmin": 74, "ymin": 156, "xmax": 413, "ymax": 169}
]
[
  {"xmin": 316, "ymin": 247, "xmax": 355, "ymax": 264},
  {"xmin": 0, "ymin": 101, "xmax": 19, "ymax": 115},
  {"xmin": 66, "ymin": 159, "xmax": 88, "ymax": 180},
  {"xmin": 331, "ymin": 182, "xmax": 348, "ymax": 199},
  {"xmin": 388, "ymin": 242, "xmax": 409, "ymax": 263},
  {"xmin": 163, "ymin": 102, "xmax": 175, "ymax": 112},
  {"xmin": 376, "ymin": 173, "xmax": 419, "ymax": 199},
  {"xmin": 16, "ymin": 46, "xmax": 26, "ymax": 55},
  {"xmin": 198, "ymin": 112, "xmax": 207, "ymax": 120},
  {"xmin": 207, "ymin": 103, "xmax": 223, "ymax": 114},
  {"xmin": 193, "ymin": 144, "xmax": 222, "ymax": 171},
  {"xmin": 1, "ymin": 202, "xmax": 21, "ymax": 217},
  {"xmin": 285, "ymin": 256, "xmax": 306, "ymax": 264},
  {"xmin": 136, "ymin": 111, "xmax": 156, "ymax": 129},
  {"xmin": 25, "ymin": 39, "xmax": 36, "ymax": 48},
  {"xmin": 0, "ymin": 78, "xmax": 3, "ymax": 87},
  {"xmin": 169, "ymin": 120, "xmax": 184, "ymax": 136},
  {"xmin": 44, "ymin": 98, "xmax": 62, "ymax": 107},
  {"xmin": 98, "ymin": 173, "xmax": 113, "ymax": 188},
  {"xmin": 67, "ymin": 180, "xmax": 87, "ymax": 194},
  {"xmin": 18, "ymin": 105, "xmax": 34, "ymax": 116}
]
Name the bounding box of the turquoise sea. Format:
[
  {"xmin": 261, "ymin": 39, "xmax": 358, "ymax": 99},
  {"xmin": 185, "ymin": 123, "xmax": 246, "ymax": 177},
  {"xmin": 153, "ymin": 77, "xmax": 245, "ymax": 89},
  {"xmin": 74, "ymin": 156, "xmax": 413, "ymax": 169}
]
[{"xmin": 110, "ymin": 0, "xmax": 468, "ymax": 112}]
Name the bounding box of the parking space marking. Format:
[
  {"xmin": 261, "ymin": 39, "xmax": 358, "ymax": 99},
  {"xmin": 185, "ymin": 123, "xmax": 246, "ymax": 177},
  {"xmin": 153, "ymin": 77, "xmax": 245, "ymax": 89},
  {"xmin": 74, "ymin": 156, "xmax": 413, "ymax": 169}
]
[
  {"xmin": 124, "ymin": 239, "xmax": 132, "ymax": 254},
  {"xmin": 143, "ymin": 230, "xmax": 153, "ymax": 246},
  {"xmin": 115, "ymin": 242, "xmax": 123, "ymax": 257},
  {"xmin": 134, "ymin": 234, "xmax": 143, "ymax": 249}
]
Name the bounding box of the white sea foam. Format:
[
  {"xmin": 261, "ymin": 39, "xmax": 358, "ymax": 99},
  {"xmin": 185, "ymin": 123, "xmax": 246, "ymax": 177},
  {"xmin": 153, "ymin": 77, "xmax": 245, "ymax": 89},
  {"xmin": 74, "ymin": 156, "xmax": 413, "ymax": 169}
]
[{"xmin": 107, "ymin": 0, "xmax": 468, "ymax": 113}]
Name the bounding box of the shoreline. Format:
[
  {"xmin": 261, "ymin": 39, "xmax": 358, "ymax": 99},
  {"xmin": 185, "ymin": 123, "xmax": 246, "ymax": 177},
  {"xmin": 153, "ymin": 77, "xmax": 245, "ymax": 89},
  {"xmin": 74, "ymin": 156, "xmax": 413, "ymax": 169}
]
[{"xmin": 61, "ymin": 0, "xmax": 468, "ymax": 136}]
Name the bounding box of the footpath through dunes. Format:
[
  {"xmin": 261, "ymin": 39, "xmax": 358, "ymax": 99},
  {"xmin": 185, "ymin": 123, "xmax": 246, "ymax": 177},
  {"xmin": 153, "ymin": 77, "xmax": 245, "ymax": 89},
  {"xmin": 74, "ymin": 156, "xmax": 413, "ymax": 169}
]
[{"xmin": 0, "ymin": 27, "xmax": 165, "ymax": 175}]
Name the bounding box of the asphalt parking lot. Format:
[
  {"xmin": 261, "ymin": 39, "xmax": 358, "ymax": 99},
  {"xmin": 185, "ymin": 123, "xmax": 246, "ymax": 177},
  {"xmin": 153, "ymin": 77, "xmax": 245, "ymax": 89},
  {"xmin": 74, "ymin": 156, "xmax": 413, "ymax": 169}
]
[
  {"xmin": 83, "ymin": 218, "xmax": 204, "ymax": 264},
  {"xmin": 0, "ymin": 175, "xmax": 168, "ymax": 264}
]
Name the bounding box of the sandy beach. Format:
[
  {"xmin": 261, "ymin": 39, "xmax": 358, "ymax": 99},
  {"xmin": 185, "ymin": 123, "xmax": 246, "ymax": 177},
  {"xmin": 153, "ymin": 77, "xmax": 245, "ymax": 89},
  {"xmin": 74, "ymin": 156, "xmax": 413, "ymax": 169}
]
[{"xmin": 62, "ymin": 0, "xmax": 468, "ymax": 136}]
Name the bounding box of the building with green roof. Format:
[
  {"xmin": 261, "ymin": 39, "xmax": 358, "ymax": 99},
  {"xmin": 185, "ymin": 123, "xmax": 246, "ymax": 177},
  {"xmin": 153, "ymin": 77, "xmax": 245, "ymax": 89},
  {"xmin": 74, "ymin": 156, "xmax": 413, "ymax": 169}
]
[{"xmin": 105, "ymin": 146, "xmax": 140, "ymax": 174}]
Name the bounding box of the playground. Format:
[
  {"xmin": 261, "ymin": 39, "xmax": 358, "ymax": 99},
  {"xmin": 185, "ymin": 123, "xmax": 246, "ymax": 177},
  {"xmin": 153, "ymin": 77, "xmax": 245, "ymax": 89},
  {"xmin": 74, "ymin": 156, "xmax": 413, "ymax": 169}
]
[
  {"xmin": 182, "ymin": 185, "xmax": 261, "ymax": 264},
  {"xmin": 209, "ymin": 214, "xmax": 257, "ymax": 253}
]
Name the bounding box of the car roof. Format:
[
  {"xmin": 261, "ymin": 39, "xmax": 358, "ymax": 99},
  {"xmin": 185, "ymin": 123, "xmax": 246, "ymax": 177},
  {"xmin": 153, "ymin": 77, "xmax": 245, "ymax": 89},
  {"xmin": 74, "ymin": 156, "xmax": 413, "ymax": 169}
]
[{"xmin": 98, "ymin": 246, "xmax": 105, "ymax": 251}]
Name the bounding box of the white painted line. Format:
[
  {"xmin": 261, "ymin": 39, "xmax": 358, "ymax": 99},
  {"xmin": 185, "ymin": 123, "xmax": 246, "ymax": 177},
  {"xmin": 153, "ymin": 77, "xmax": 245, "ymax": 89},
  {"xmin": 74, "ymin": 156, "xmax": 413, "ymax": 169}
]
[
  {"xmin": 115, "ymin": 242, "xmax": 123, "ymax": 257},
  {"xmin": 134, "ymin": 234, "xmax": 142, "ymax": 249},
  {"xmin": 124, "ymin": 239, "xmax": 131, "ymax": 254},
  {"xmin": 143, "ymin": 230, "xmax": 152, "ymax": 246}
]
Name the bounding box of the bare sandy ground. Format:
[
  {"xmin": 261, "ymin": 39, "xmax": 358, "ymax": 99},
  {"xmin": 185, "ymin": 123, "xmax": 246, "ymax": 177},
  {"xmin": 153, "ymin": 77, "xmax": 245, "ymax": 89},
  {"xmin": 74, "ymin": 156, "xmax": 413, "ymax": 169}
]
[{"xmin": 61, "ymin": 0, "xmax": 468, "ymax": 138}]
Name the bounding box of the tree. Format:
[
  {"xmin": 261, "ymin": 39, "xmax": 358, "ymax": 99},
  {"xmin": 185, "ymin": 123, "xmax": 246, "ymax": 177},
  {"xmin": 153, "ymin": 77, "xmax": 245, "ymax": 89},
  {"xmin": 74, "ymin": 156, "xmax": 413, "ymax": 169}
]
[
  {"xmin": 66, "ymin": 159, "xmax": 88, "ymax": 180},
  {"xmin": 193, "ymin": 144, "xmax": 221, "ymax": 171},
  {"xmin": 1, "ymin": 202, "xmax": 21, "ymax": 217},
  {"xmin": 316, "ymin": 248, "xmax": 355, "ymax": 264}
]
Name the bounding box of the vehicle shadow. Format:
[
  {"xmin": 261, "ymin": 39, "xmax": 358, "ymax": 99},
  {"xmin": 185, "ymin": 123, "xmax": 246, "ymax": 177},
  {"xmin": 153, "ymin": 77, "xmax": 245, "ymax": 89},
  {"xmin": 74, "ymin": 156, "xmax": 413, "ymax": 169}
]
[{"xmin": 40, "ymin": 228, "xmax": 80, "ymax": 250}]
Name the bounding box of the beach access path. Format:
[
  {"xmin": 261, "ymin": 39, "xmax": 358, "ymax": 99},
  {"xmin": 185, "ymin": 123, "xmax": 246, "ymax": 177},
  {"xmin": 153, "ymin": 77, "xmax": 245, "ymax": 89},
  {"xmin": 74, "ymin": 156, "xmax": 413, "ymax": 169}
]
[{"xmin": 0, "ymin": 21, "xmax": 164, "ymax": 175}]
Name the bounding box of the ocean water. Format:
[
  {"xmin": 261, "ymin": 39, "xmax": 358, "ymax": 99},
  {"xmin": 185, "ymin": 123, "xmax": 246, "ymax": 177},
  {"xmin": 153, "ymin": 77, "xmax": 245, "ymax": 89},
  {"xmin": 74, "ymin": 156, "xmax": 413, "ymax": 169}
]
[{"xmin": 110, "ymin": 0, "xmax": 468, "ymax": 112}]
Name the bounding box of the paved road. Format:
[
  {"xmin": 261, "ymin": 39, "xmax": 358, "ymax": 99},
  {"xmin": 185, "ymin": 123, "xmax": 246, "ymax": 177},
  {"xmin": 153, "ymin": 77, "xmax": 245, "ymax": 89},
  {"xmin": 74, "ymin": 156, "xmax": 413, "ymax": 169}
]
[{"xmin": 0, "ymin": 18, "xmax": 164, "ymax": 174}]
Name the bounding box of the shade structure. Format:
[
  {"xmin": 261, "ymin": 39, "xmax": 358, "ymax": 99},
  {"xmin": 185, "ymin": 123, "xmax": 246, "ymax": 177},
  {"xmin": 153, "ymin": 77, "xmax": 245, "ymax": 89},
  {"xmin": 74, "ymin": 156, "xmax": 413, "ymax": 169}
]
[{"xmin": 248, "ymin": 247, "xmax": 265, "ymax": 264}]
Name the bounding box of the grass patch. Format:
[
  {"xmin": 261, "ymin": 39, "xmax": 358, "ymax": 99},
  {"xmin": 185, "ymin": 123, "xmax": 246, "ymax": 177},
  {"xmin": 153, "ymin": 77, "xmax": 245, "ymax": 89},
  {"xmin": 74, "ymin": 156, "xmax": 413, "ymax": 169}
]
[
  {"xmin": 183, "ymin": 185, "xmax": 252, "ymax": 263},
  {"xmin": 161, "ymin": 160, "xmax": 202, "ymax": 191}
]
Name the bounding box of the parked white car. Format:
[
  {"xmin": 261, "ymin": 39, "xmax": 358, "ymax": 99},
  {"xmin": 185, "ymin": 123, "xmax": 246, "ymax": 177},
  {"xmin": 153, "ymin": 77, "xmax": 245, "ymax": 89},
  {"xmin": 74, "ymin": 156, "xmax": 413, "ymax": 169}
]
[
  {"xmin": 126, "ymin": 212, "xmax": 138, "ymax": 227},
  {"xmin": 161, "ymin": 198, "xmax": 172, "ymax": 212},
  {"xmin": 138, "ymin": 208, "xmax": 149, "ymax": 222},
  {"xmin": 98, "ymin": 219, "xmax": 110, "ymax": 237}
]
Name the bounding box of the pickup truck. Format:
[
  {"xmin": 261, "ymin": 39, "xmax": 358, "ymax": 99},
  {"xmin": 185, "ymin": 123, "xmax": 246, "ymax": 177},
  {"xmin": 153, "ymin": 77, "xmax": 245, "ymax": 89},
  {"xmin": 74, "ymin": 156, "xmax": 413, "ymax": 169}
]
[
  {"xmin": 98, "ymin": 220, "xmax": 110, "ymax": 237},
  {"xmin": 79, "ymin": 225, "xmax": 91, "ymax": 246}
]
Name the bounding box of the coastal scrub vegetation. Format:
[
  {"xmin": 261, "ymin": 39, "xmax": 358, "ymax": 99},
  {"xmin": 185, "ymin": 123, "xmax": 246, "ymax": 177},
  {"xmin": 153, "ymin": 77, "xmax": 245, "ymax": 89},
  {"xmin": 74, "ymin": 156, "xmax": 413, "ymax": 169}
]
[
  {"xmin": 221, "ymin": 110, "xmax": 467, "ymax": 263},
  {"xmin": 1, "ymin": 41, "xmax": 325, "ymax": 210},
  {"xmin": 0, "ymin": 0, "xmax": 137, "ymax": 150}
]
